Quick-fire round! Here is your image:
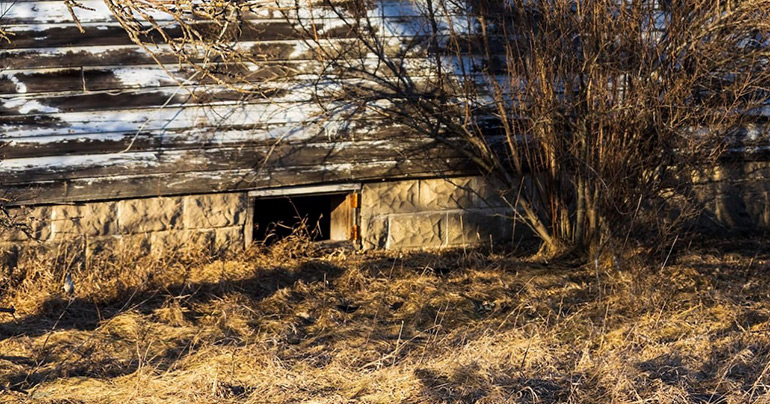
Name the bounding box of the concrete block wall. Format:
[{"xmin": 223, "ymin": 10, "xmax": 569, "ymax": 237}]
[
  {"xmin": 0, "ymin": 192, "xmax": 248, "ymax": 256},
  {"xmin": 360, "ymin": 176, "xmax": 523, "ymax": 250}
]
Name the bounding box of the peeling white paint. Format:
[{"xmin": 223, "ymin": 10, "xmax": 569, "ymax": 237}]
[
  {"xmin": 9, "ymin": 75, "xmax": 27, "ymax": 93},
  {"xmin": 2, "ymin": 0, "xmax": 171, "ymax": 24},
  {"xmin": 0, "ymin": 151, "xmax": 159, "ymax": 172},
  {"xmin": 0, "ymin": 101, "xmax": 354, "ymax": 137},
  {"xmin": 1, "ymin": 98, "xmax": 59, "ymax": 114},
  {"xmin": 0, "ymin": 119, "xmax": 386, "ymax": 145},
  {"xmin": 112, "ymin": 67, "xmax": 186, "ymax": 87}
]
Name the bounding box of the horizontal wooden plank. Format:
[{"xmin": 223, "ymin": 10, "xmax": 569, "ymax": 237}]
[
  {"xmin": 0, "ymin": 65, "xmax": 267, "ymax": 95},
  {"xmin": 0, "ymin": 0, "xmax": 167, "ymax": 25},
  {"xmin": 0, "ymin": 74, "xmax": 441, "ymax": 114},
  {"xmin": 1, "ymin": 132, "xmax": 160, "ymax": 159},
  {"xmin": 0, "ymin": 138, "xmax": 459, "ymax": 184},
  {"xmin": 0, "ymin": 41, "xmax": 337, "ymax": 69},
  {"xmin": 0, "ymin": 97, "xmax": 443, "ymax": 137},
  {"xmin": 0, "ymin": 101, "xmax": 326, "ymax": 136},
  {"xmin": 0, "ymin": 87, "xmax": 280, "ymax": 116},
  {"xmin": 0, "ymin": 0, "xmax": 454, "ymax": 25},
  {"xmin": 1, "ymin": 20, "xmax": 360, "ymax": 50},
  {"xmin": 249, "ymin": 183, "xmax": 362, "ymax": 197},
  {"xmin": 0, "ymin": 67, "xmax": 195, "ymax": 96},
  {"xmin": 0, "ymin": 56, "xmax": 490, "ymax": 96},
  {"xmin": 0, "ymin": 90, "xmax": 196, "ymax": 116},
  {"xmin": 0, "ymin": 122, "xmax": 421, "ymax": 159},
  {"xmin": 1, "ymin": 157, "xmax": 474, "ymax": 205},
  {"xmin": 0, "ymin": 34, "xmax": 496, "ymax": 69},
  {"xmin": 0, "ymin": 75, "xmax": 490, "ymax": 115}
]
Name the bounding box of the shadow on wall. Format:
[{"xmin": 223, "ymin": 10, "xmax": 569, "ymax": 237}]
[{"xmin": 693, "ymin": 160, "xmax": 770, "ymax": 234}]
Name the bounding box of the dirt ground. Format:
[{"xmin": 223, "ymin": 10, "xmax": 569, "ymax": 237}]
[{"xmin": 1, "ymin": 235, "xmax": 770, "ymax": 403}]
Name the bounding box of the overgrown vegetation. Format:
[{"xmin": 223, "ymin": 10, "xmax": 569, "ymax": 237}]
[
  {"xmin": 2, "ymin": 2, "xmax": 769, "ymax": 399},
  {"xmin": 57, "ymin": 0, "xmax": 769, "ymax": 257},
  {"xmin": 3, "ymin": 0, "xmax": 768, "ymax": 256},
  {"xmin": 289, "ymin": 0, "xmax": 770, "ymax": 256},
  {"xmin": 2, "ymin": 236, "xmax": 770, "ymax": 402}
]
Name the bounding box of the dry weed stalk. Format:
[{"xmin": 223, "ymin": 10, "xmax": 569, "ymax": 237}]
[{"xmin": 0, "ymin": 27, "xmax": 11, "ymax": 43}]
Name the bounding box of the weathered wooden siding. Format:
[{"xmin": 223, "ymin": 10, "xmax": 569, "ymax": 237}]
[{"xmin": 0, "ymin": 0, "xmax": 472, "ymax": 205}]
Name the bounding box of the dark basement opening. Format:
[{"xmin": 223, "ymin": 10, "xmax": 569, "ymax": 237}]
[{"xmin": 253, "ymin": 193, "xmax": 357, "ymax": 244}]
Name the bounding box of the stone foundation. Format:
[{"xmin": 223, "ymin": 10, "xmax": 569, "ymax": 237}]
[
  {"xmin": 2, "ymin": 164, "xmax": 769, "ymax": 257},
  {"xmin": 356, "ymin": 164, "xmax": 770, "ymax": 250},
  {"xmin": 0, "ymin": 193, "xmax": 248, "ymax": 256},
  {"xmin": 0, "ymin": 176, "xmax": 523, "ymax": 255},
  {"xmin": 360, "ymin": 177, "xmax": 524, "ymax": 250}
]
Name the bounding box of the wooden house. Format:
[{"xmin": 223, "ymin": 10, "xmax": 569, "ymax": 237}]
[
  {"xmin": 0, "ymin": 0, "xmax": 514, "ymax": 252},
  {"xmin": 1, "ymin": 0, "xmax": 768, "ymax": 255}
]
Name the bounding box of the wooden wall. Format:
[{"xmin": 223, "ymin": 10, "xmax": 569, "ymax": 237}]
[{"xmin": 0, "ymin": 0, "xmax": 470, "ymax": 205}]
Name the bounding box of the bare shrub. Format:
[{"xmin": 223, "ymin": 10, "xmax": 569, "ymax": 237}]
[
  {"xmin": 99, "ymin": 0, "xmax": 287, "ymax": 93},
  {"xmin": 83, "ymin": 0, "xmax": 770, "ymax": 257},
  {"xmin": 281, "ymin": 0, "xmax": 770, "ymax": 257}
]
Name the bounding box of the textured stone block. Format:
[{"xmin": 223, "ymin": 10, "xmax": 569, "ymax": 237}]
[
  {"xmin": 118, "ymin": 197, "xmax": 183, "ymax": 234},
  {"xmin": 0, "ymin": 243, "xmax": 20, "ymax": 270},
  {"xmin": 0, "ymin": 221, "xmax": 31, "ymax": 243},
  {"xmin": 116, "ymin": 233, "xmax": 152, "ymax": 255},
  {"xmin": 743, "ymin": 187, "xmax": 770, "ymax": 228},
  {"xmin": 362, "ymin": 181, "xmax": 419, "ymax": 215},
  {"xmin": 696, "ymin": 177, "xmax": 755, "ymax": 231},
  {"xmin": 150, "ymin": 229, "xmax": 215, "ymax": 255},
  {"xmin": 718, "ymin": 197, "xmax": 752, "ymax": 230},
  {"xmin": 447, "ymin": 210, "xmax": 517, "ymax": 247},
  {"xmin": 743, "ymin": 162, "xmax": 770, "ymax": 181},
  {"xmin": 360, "ymin": 177, "xmax": 525, "ymax": 250},
  {"xmin": 25, "ymin": 206, "xmax": 53, "ymax": 241},
  {"xmin": 467, "ymin": 211, "xmax": 513, "ymax": 245},
  {"xmin": 51, "ymin": 202, "xmax": 118, "ymax": 239},
  {"xmin": 183, "ymin": 193, "xmax": 247, "ymax": 229},
  {"xmin": 691, "ymin": 161, "xmax": 770, "ymax": 232},
  {"xmin": 473, "ymin": 176, "xmax": 513, "ymax": 209},
  {"xmin": 361, "ymin": 215, "xmax": 389, "ymax": 251},
  {"xmin": 388, "ymin": 213, "xmax": 444, "ymax": 249},
  {"xmin": 445, "ymin": 212, "xmax": 467, "ymax": 247},
  {"xmin": 0, "ymin": 206, "xmax": 51, "ymax": 242},
  {"xmin": 84, "ymin": 236, "xmax": 122, "ymax": 258},
  {"xmin": 418, "ymin": 177, "xmax": 476, "ymax": 210},
  {"xmin": 214, "ymin": 226, "xmax": 244, "ymax": 252}
]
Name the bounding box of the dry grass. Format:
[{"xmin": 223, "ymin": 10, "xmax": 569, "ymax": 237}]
[{"xmin": 2, "ymin": 235, "xmax": 770, "ymax": 403}]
